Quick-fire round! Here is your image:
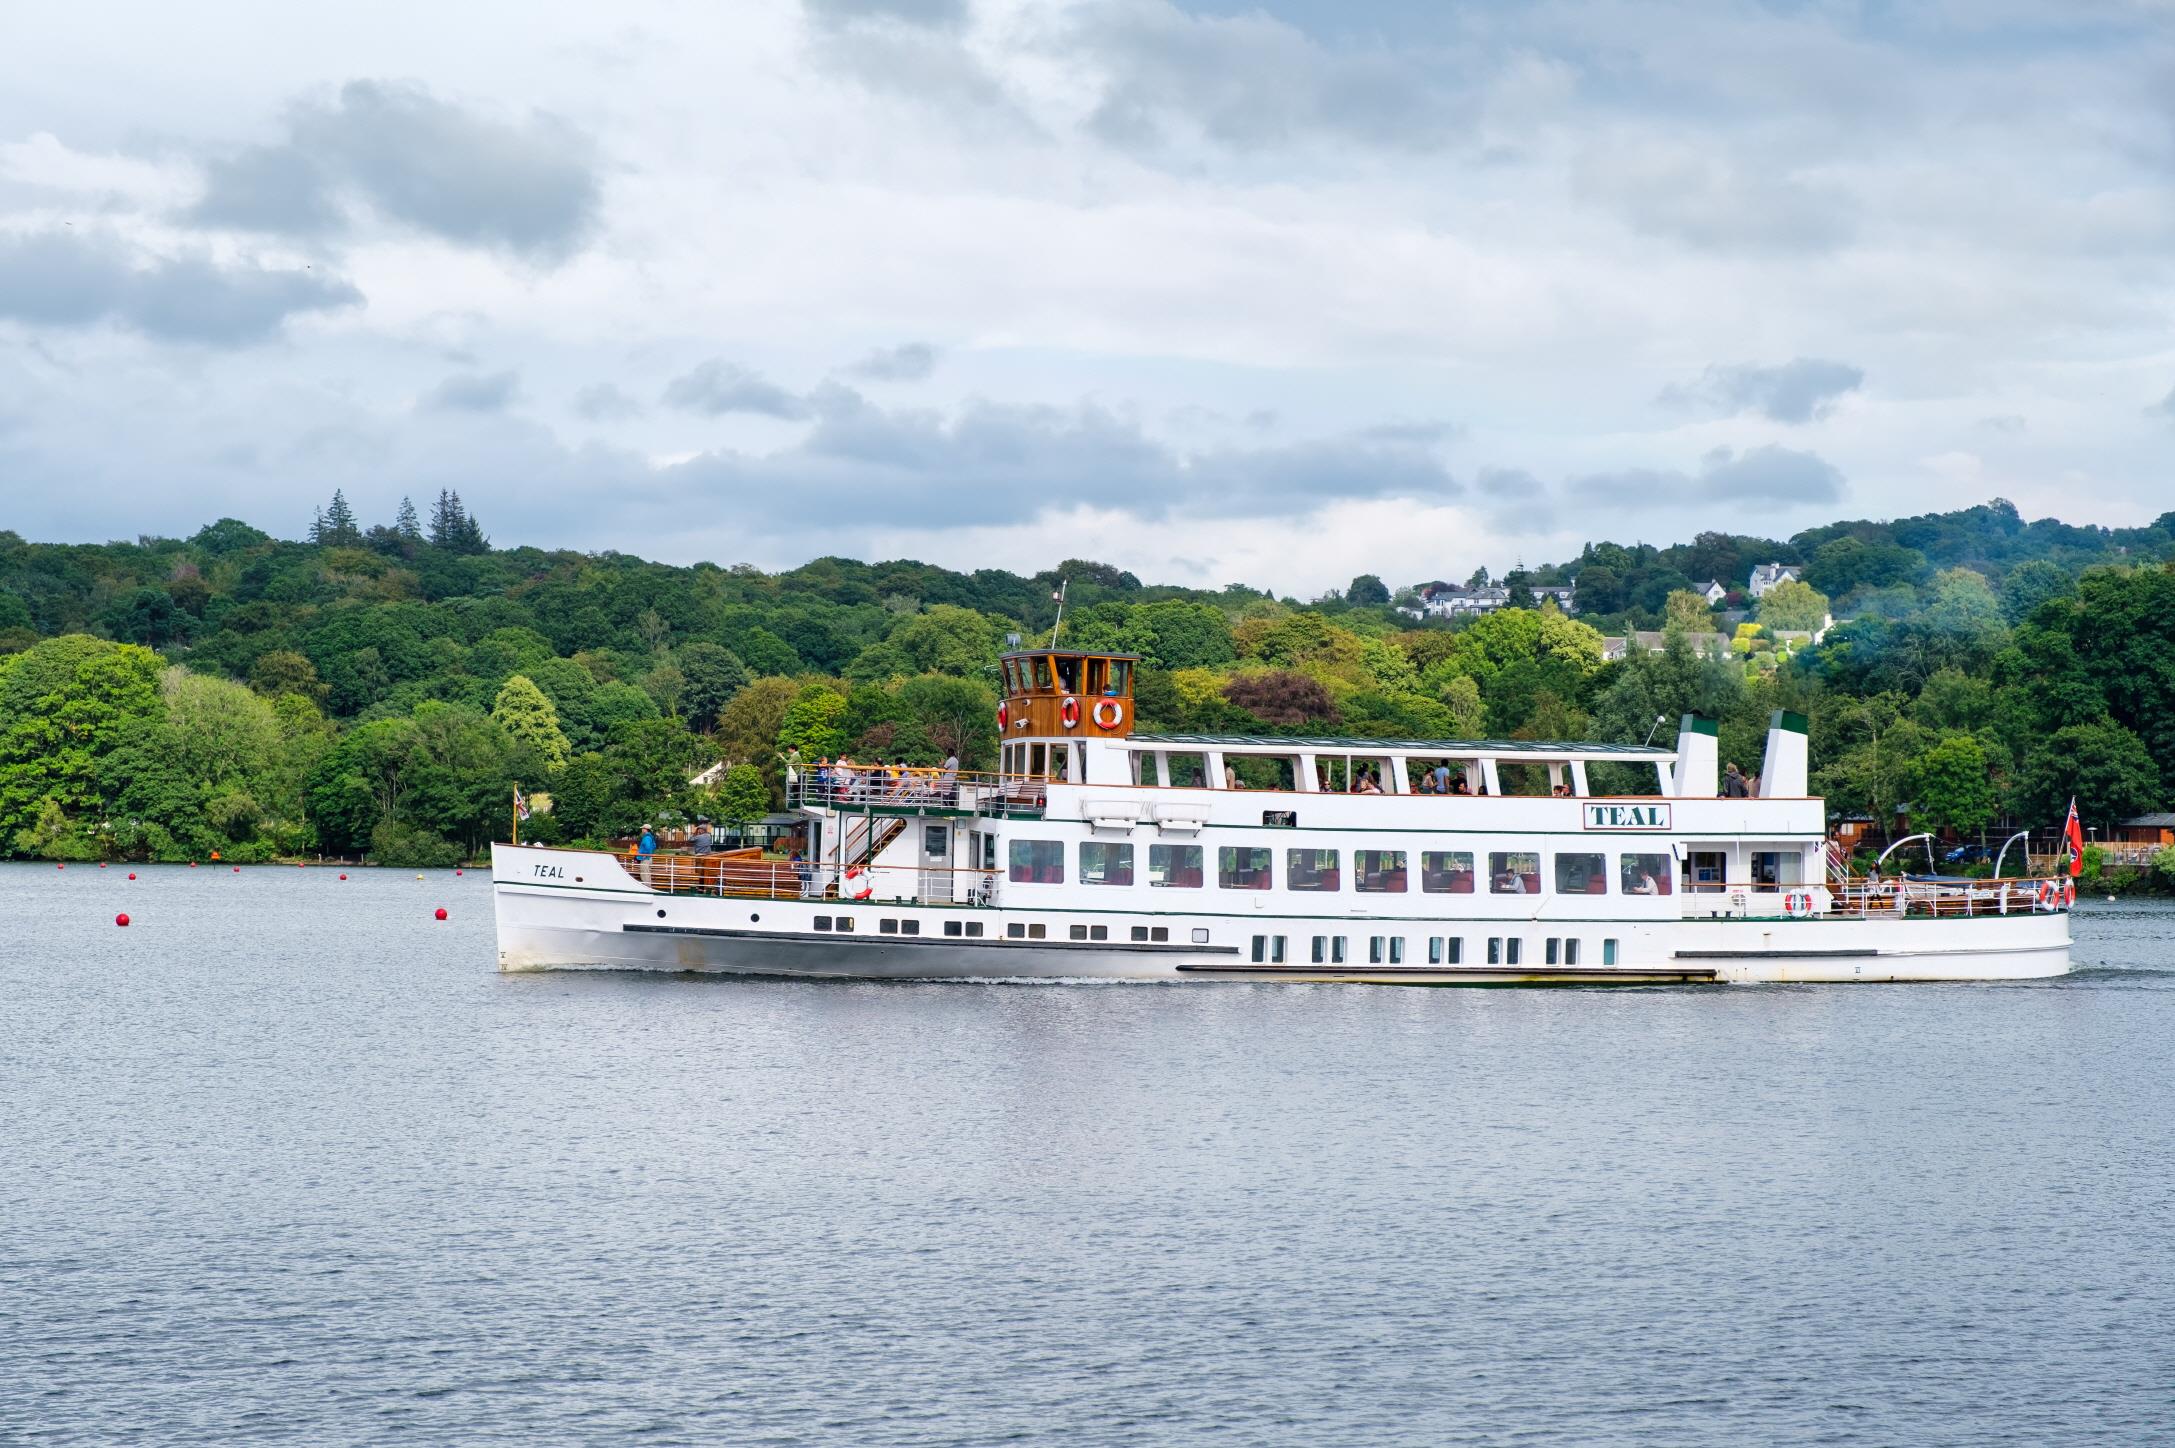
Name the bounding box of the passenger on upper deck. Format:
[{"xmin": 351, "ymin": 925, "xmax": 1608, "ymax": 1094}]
[
  {"xmin": 1723, "ymin": 762, "xmax": 1749, "ymax": 798},
  {"xmin": 1451, "ymin": 773, "xmax": 1472, "ymax": 795}
]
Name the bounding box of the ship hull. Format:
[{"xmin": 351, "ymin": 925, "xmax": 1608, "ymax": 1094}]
[{"xmin": 492, "ymin": 846, "xmax": 2070, "ymax": 986}]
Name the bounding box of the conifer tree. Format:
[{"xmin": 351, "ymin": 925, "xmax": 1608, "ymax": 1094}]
[
  {"xmin": 320, "ymin": 489, "xmax": 362, "ymax": 547},
  {"xmin": 428, "ymin": 489, "xmax": 465, "ymax": 548},
  {"xmin": 394, "ymin": 496, "xmax": 423, "ymax": 542}
]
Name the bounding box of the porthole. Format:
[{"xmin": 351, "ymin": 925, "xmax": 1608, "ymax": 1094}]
[
  {"xmin": 574, "ymin": 876, "xmax": 584, "ymax": 883},
  {"xmin": 656, "ymin": 909, "xmax": 667, "ymax": 918},
  {"xmin": 750, "ymin": 913, "xmax": 760, "ymax": 922}
]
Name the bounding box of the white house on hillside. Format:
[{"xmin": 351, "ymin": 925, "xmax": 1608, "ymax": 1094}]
[
  {"xmin": 1696, "ymin": 579, "xmax": 1727, "ymax": 604},
  {"xmin": 1402, "ymin": 581, "xmax": 1578, "ymax": 619},
  {"xmin": 1748, "ymin": 562, "xmax": 1802, "ymax": 598}
]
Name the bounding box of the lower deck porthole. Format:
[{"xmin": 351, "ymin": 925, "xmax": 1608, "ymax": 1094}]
[{"xmin": 656, "ymin": 909, "xmax": 667, "ymax": 918}]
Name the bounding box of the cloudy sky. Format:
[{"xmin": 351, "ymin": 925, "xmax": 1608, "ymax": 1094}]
[{"xmin": 4, "ymin": 0, "xmax": 2173, "ymax": 592}]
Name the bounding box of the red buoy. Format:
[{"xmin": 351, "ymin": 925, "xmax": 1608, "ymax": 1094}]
[
  {"xmin": 434, "ymin": 907, "xmax": 448, "ymax": 921},
  {"xmin": 339, "ymin": 873, "xmax": 348, "ymax": 880},
  {"xmin": 455, "ymin": 869, "xmax": 463, "ymax": 876},
  {"xmin": 189, "ymin": 862, "xmax": 197, "ymax": 868},
  {"xmin": 99, "ymin": 862, "xmax": 108, "ymax": 869},
  {"xmin": 115, "ymin": 913, "xmax": 130, "ymax": 927},
  {"xmin": 56, "ymin": 863, "xmax": 64, "ymax": 870},
  {"xmin": 233, "ymin": 866, "xmax": 241, "ymax": 873},
  {"xmin": 127, "ymin": 872, "xmax": 137, "ymax": 880}
]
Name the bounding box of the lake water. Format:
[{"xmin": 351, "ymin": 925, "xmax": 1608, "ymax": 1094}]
[{"xmin": 4, "ymin": 863, "xmax": 2173, "ymax": 1446}]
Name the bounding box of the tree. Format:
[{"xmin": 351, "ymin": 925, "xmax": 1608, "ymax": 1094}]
[
  {"xmin": 2012, "ymin": 720, "xmax": 2161, "ymax": 829},
  {"xmin": 898, "ymin": 673, "xmax": 998, "ymax": 766},
  {"xmin": 393, "ymin": 496, "xmax": 423, "ymax": 543},
  {"xmin": 1756, "ymin": 578, "xmax": 1830, "ymax": 632},
  {"xmin": 312, "ymin": 490, "xmax": 363, "ymax": 548},
  {"xmin": 1345, "ymin": 574, "xmax": 1390, "ymax": 607},
  {"xmin": 888, "ymin": 605, "xmax": 1002, "ymax": 678},
  {"xmin": 715, "ymin": 763, "xmax": 769, "ymax": 829},
  {"xmin": 428, "ymin": 490, "xmax": 488, "ymax": 554},
  {"xmin": 1902, "ymin": 734, "xmax": 1997, "ymax": 837},
  {"xmin": 249, "ymin": 649, "xmax": 329, "ymax": 703},
  {"xmin": 777, "ymin": 685, "xmax": 849, "ymax": 759},
  {"xmin": 492, "ymin": 674, "xmax": 572, "ymax": 773},
  {"xmin": 0, "ymin": 635, "xmax": 164, "ymax": 849},
  {"xmin": 1223, "ymin": 671, "xmax": 1339, "ymax": 728},
  {"xmin": 1664, "ymin": 589, "xmax": 1716, "ymax": 635},
  {"xmin": 676, "ymin": 643, "xmax": 750, "ymax": 731},
  {"xmin": 2000, "ymin": 559, "xmax": 2070, "ymax": 624}
]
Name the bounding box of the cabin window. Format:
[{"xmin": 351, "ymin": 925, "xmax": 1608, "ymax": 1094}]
[
  {"xmin": 1688, "ymin": 851, "xmax": 1726, "ymax": 891},
  {"xmin": 836, "ymin": 917, "xmax": 854, "ymax": 932},
  {"xmin": 1253, "ymin": 935, "xmax": 1267, "ymax": 963},
  {"xmin": 1152, "ymin": 927, "xmax": 1167, "ymax": 942},
  {"xmin": 1009, "ymin": 840, "xmax": 1064, "ymax": 884},
  {"xmin": 1191, "ymin": 928, "xmax": 1209, "ymax": 944},
  {"xmin": 1545, "ymin": 937, "xmax": 1558, "ymax": 965},
  {"xmin": 1251, "ymin": 935, "xmax": 1289, "ymax": 964},
  {"xmin": 880, "ymin": 919, "xmax": 898, "ymax": 934},
  {"xmin": 1054, "ymin": 656, "xmax": 1080, "ymax": 693},
  {"xmin": 1428, "ymin": 936, "xmax": 1463, "ymax": 965},
  {"xmin": 1355, "ymin": 850, "xmax": 1406, "ymax": 893},
  {"xmin": 1369, "ymin": 936, "xmax": 1385, "ymax": 964},
  {"xmin": 901, "ymin": 920, "xmax": 919, "ymax": 936},
  {"xmin": 1132, "ymin": 926, "xmax": 1149, "ymax": 942},
  {"xmin": 1108, "ymin": 660, "xmax": 1131, "ymax": 694},
  {"xmin": 1008, "ymin": 922, "xmax": 1025, "ymax": 938},
  {"xmin": 1412, "ymin": 760, "xmax": 1473, "ymax": 795},
  {"xmin": 1506, "ymin": 938, "xmax": 1522, "ymax": 965},
  {"xmin": 1079, "ymin": 841, "xmax": 1134, "ymax": 886},
  {"xmin": 1130, "ymin": 751, "xmax": 1154, "ymax": 786},
  {"xmin": 965, "ymin": 922, "xmax": 984, "ymax": 937},
  {"xmin": 1165, "ymin": 753, "xmax": 1209, "ymax": 788},
  {"xmin": 1489, "ymin": 851, "xmax": 1542, "ymax": 895},
  {"xmin": 1603, "ymin": 938, "xmax": 1618, "ymax": 965},
  {"xmin": 1071, "ymin": 924, "xmax": 1089, "ymax": 940},
  {"xmin": 1218, "ymin": 846, "xmax": 1273, "ymax": 890},
  {"xmin": 1286, "ymin": 848, "xmax": 1340, "ymax": 891},
  {"xmin": 1621, "ymin": 854, "xmax": 1673, "ymax": 896},
  {"xmin": 1262, "ymin": 810, "xmax": 1298, "ymax": 828},
  {"xmin": 1554, "ymin": 853, "xmax": 1608, "ymax": 895},
  {"xmin": 1086, "ymin": 658, "xmax": 1107, "ymax": 695},
  {"xmin": 944, "ymin": 920, "xmax": 963, "ymax": 937},
  {"xmin": 1033, "ymin": 656, "xmax": 1054, "ymax": 690},
  {"xmin": 1421, "ymin": 851, "xmax": 1476, "ymax": 894},
  {"xmin": 1752, "ymin": 850, "xmax": 1793, "ymax": 887},
  {"xmin": 1487, "ymin": 937, "xmax": 1502, "ymax": 965},
  {"xmin": 1090, "ymin": 925, "xmax": 1107, "ymax": 941},
  {"xmin": 1389, "ymin": 937, "xmax": 1405, "ymax": 964},
  {"xmin": 1003, "ymin": 659, "xmax": 1021, "ymax": 693},
  {"xmin": 814, "ymin": 915, "xmax": 832, "ymax": 931},
  {"xmin": 1311, "ymin": 936, "xmax": 1327, "ymax": 964},
  {"xmin": 1563, "ymin": 938, "xmax": 1578, "ymax": 964},
  {"xmin": 1148, "ymin": 844, "xmax": 1204, "ymax": 888}
]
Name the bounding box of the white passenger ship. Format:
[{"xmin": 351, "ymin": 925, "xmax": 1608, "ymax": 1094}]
[{"xmin": 491, "ymin": 647, "xmax": 2073, "ymax": 984}]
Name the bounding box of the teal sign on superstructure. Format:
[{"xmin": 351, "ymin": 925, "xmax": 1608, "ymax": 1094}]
[{"xmin": 1583, "ymin": 803, "xmax": 1673, "ymax": 830}]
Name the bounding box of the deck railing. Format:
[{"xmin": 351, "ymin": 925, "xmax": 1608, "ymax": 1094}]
[
  {"xmin": 789, "ymin": 768, "xmax": 1046, "ymax": 816},
  {"xmin": 620, "ymin": 849, "xmax": 1000, "ymax": 905}
]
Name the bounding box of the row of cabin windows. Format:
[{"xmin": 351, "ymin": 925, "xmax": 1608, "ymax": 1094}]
[
  {"xmin": 1255, "ymin": 934, "xmax": 1621, "ymax": 967},
  {"xmin": 1014, "ymin": 841, "xmax": 1676, "ymax": 896},
  {"xmin": 1002, "ymin": 655, "xmax": 1132, "ymax": 698},
  {"xmin": 816, "ymin": 915, "xmax": 989, "ymax": 938}
]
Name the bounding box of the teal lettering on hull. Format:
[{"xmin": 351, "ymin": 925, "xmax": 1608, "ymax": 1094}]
[{"xmin": 1583, "ymin": 803, "xmax": 1673, "ymax": 831}]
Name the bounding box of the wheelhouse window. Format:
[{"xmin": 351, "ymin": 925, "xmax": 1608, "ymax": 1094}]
[
  {"xmin": 1621, "ymin": 853, "xmax": 1674, "ymax": 896},
  {"xmin": 1218, "ymin": 846, "xmax": 1272, "ymax": 890},
  {"xmin": 1554, "ymin": 853, "xmax": 1608, "ymax": 895},
  {"xmin": 1286, "ymin": 848, "xmax": 1340, "ymax": 892},
  {"xmin": 1009, "ymin": 840, "xmax": 1064, "ymax": 884},
  {"xmin": 1421, "ymin": 851, "xmax": 1476, "ymax": 894},
  {"xmin": 1079, "ymin": 841, "xmax": 1134, "ymax": 886},
  {"xmin": 1355, "ymin": 850, "xmax": 1406, "ymax": 892},
  {"xmin": 1032, "ymin": 656, "xmax": 1054, "ymax": 690},
  {"xmin": 1148, "ymin": 844, "xmax": 1203, "ymax": 888},
  {"xmin": 1490, "ymin": 851, "xmax": 1541, "ymax": 894}
]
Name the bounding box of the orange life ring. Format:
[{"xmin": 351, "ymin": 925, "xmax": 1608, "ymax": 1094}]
[
  {"xmin": 845, "ymin": 865, "xmax": 873, "ymax": 901},
  {"xmin": 2063, "ymin": 880, "xmax": 2076, "ymax": 908},
  {"xmin": 1060, "ymin": 695, "xmax": 1081, "ymax": 729},
  {"xmin": 1092, "ymin": 697, "xmax": 1124, "ymax": 729}
]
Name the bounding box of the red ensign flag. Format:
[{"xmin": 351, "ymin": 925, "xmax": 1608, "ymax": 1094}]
[{"xmin": 2063, "ymin": 798, "xmax": 2085, "ymax": 878}]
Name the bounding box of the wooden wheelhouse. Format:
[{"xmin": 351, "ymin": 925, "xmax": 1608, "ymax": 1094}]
[{"xmin": 997, "ymin": 648, "xmax": 1138, "ymax": 781}]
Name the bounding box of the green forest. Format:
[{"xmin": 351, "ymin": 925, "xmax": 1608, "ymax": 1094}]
[{"xmin": 4, "ymin": 492, "xmax": 2173, "ymax": 885}]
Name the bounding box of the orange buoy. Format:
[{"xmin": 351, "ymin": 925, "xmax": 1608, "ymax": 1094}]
[
  {"xmin": 434, "ymin": 907, "xmax": 448, "ymax": 921},
  {"xmin": 116, "ymin": 913, "xmax": 130, "ymax": 927}
]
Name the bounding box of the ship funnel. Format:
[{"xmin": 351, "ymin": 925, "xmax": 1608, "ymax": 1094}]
[
  {"xmin": 1759, "ymin": 710, "xmax": 1809, "ymax": 797},
  {"xmin": 1672, "ymin": 714, "xmax": 1717, "ymax": 798}
]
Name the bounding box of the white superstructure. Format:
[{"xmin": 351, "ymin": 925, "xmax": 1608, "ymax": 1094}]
[{"xmin": 491, "ymin": 648, "xmax": 2072, "ymax": 984}]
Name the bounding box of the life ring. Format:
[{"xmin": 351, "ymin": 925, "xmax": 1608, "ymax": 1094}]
[
  {"xmin": 1782, "ymin": 890, "xmax": 1811, "ymax": 917},
  {"xmin": 2063, "ymin": 880, "xmax": 2076, "ymax": 908},
  {"xmin": 996, "ymin": 701, "xmax": 1008, "ymax": 730},
  {"xmin": 845, "ymin": 865, "xmax": 873, "ymax": 901},
  {"xmin": 2034, "ymin": 880, "xmax": 2055, "ymax": 911},
  {"xmin": 1092, "ymin": 697, "xmax": 1125, "ymax": 729},
  {"xmin": 1060, "ymin": 695, "xmax": 1081, "ymax": 729}
]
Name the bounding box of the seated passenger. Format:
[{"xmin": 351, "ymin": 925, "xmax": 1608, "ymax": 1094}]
[
  {"xmin": 1451, "ymin": 775, "xmax": 1472, "ymax": 795},
  {"xmin": 1357, "ymin": 771, "xmax": 1383, "ymax": 795}
]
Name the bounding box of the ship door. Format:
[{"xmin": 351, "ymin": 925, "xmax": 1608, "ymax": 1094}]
[{"xmin": 920, "ymin": 824, "xmax": 950, "ymax": 903}]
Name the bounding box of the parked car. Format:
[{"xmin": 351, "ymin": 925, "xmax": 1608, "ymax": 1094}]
[{"xmin": 1942, "ymin": 844, "xmax": 1992, "ymax": 866}]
